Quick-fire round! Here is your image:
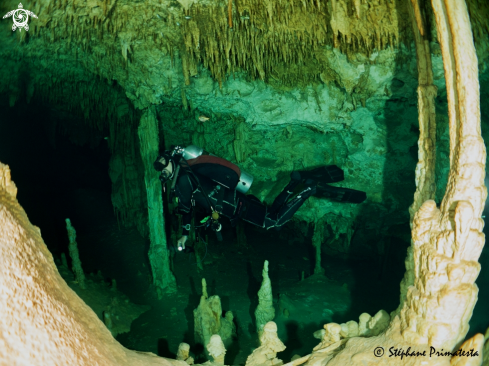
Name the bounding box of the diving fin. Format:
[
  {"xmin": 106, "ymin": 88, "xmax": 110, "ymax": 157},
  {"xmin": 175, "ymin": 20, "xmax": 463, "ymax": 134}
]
[
  {"xmin": 315, "ymin": 183, "xmax": 367, "ymax": 204},
  {"xmin": 292, "ymin": 165, "xmax": 344, "ymax": 183}
]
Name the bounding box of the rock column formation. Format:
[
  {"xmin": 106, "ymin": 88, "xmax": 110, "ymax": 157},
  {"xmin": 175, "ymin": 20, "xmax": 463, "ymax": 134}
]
[
  {"xmin": 194, "ymin": 278, "xmax": 236, "ymax": 350},
  {"xmin": 398, "ymin": 0, "xmax": 487, "ymax": 350},
  {"xmin": 206, "ymin": 334, "xmax": 227, "ymax": 365},
  {"xmin": 65, "ymin": 218, "xmax": 86, "ymax": 290},
  {"xmin": 312, "ymin": 217, "xmax": 326, "ymax": 276},
  {"xmin": 255, "ymin": 260, "xmax": 276, "ymax": 336},
  {"xmin": 246, "ymin": 322, "xmax": 286, "ymax": 366},
  {"xmin": 395, "ymin": 0, "xmax": 438, "ymax": 317},
  {"xmin": 138, "ymin": 106, "xmax": 177, "ymax": 296},
  {"xmin": 297, "ymin": 0, "xmax": 487, "ymax": 364}
]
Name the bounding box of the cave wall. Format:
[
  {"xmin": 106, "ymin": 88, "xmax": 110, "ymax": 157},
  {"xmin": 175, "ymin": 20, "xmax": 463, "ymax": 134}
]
[
  {"xmin": 0, "ymin": 0, "xmax": 488, "ymax": 257},
  {"xmin": 0, "ymin": 0, "xmax": 489, "ymax": 364},
  {"xmin": 159, "ymin": 47, "xmax": 436, "ymax": 257}
]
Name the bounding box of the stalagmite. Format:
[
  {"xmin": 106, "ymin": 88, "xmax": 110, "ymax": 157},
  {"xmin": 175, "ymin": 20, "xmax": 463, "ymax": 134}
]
[
  {"xmin": 357, "ymin": 313, "xmax": 372, "ymax": 336},
  {"xmin": 286, "ymin": 0, "xmax": 486, "ymax": 364},
  {"xmin": 407, "ymin": 0, "xmax": 437, "ymax": 222},
  {"xmin": 246, "ymin": 322, "xmax": 286, "ymax": 366},
  {"xmin": 61, "ymin": 252, "xmax": 68, "ymax": 268},
  {"xmin": 65, "ymin": 218, "xmax": 86, "ymax": 289},
  {"xmin": 312, "ymin": 323, "xmax": 341, "ymax": 351},
  {"xmin": 138, "ymin": 106, "xmax": 177, "ymax": 297},
  {"xmin": 1, "ymin": 0, "xmax": 489, "ymax": 364},
  {"xmin": 312, "ymin": 219, "xmax": 325, "ymax": 275},
  {"xmin": 219, "ymin": 311, "xmax": 236, "ymax": 348},
  {"xmin": 103, "ymin": 310, "xmax": 114, "ymax": 334},
  {"xmin": 255, "ymin": 260, "xmax": 275, "ymax": 336},
  {"xmin": 176, "ymin": 343, "xmax": 190, "ymax": 361},
  {"xmin": 345, "ymin": 320, "xmax": 359, "ymax": 337},
  {"xmin": 194, "ymin": 278, "xmax": 236, "ymax": 351},
  {"xmin": 313, "ymin": 329, "xmax": 326, "ymax": 340},
  {"xmin": 206, "ymin": 334, "xmax": 226, "ymax": 365},
  {"xmin": 202, "ymin": 278, "xmax": 208, "ymax": 298},
  {"xmin": 176, "ymin": 343, "xmax": 194, "ymax": 365},
  {"xmin": 394, "ymin": 0, "xmax": 438, "ymax": 317},
  {"xmin": 324, "ymin": 309, "xmax": 390, "ymax": 341},
  {"xmin": 194, "ymin": 242, "xmax": 205, "ymax": 272},
  {"xmin": 368, "ymin": 309, "xmax": 390, "ymax": 336},
  {"xmin": 397, "ymin": 0, "xmax": 486, "ymax": 351}
]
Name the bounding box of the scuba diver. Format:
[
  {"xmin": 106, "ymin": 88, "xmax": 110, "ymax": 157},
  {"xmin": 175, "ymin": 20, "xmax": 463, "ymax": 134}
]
[{"xmin": 153, "ymin": 145, "xmax": 366, "ymax": 251}]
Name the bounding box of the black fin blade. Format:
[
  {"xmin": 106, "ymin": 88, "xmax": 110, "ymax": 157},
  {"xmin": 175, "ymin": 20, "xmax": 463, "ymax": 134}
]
[
  {"xmin": 321, "ymin": 165, "xmax": 345, "ymax": 183},
  {"xmin": 316, "ymin": 184, "xmax": 367, "ymax": 204},
  {"xmin": 297, "ymin": 165, "xmax": 345, "ymax": 183}
]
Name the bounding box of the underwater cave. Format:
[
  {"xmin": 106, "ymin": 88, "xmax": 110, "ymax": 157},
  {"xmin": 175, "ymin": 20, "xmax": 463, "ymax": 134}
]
[{"xmin": 1, "ymin": 0, "xmax": 489, "ymax": 365}]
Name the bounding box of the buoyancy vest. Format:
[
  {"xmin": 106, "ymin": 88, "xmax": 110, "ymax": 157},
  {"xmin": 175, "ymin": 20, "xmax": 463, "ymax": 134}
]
[{"xmin": 187, "ymin": 155, "xmax": 241, "ymax": 190}]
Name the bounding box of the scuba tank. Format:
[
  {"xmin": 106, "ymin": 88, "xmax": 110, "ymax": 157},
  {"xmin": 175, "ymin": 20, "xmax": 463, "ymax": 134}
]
[{"xmin": 181, "ymin": 145, "xmax": 254, "ymax": 194}]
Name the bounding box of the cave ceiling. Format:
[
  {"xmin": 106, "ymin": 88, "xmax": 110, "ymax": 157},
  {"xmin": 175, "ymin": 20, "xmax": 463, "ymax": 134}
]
[{"xmin": 0, "ymin": 0, "xmax": 489, "ymax": 251}]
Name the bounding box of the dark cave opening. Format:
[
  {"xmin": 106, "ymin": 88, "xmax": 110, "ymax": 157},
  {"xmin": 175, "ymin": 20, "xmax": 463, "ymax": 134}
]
[
  {"xmin": 0, "ymin": 96, "xmax": 155, "ymax": 303},
  {"xmin": 0, "ymin": 98, "xmax": 112, "ymax": 257}
]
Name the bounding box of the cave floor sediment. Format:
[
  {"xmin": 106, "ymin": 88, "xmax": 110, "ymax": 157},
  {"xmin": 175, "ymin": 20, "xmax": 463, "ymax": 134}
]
[{"xmin": 62, "ymin": 188, "xmax": 412, "ymax": 364}]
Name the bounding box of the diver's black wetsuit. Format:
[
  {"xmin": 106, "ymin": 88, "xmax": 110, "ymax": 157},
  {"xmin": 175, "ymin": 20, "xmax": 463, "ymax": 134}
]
[{"xmin": 174, "ymin": 168, "xmax": 316, "ymax": 236}]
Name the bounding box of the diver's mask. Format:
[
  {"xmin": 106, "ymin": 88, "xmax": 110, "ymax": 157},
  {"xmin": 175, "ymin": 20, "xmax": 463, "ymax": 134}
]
[{"xmin": 153, "ymin": 153, "xmax": 175, "ymax": 184}]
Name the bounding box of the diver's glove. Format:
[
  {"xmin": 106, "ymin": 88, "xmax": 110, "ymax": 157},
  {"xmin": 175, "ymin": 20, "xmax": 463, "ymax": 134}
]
[{"xmin": 177, "ymin": 235, "xmax": 188, "ymax": 252}]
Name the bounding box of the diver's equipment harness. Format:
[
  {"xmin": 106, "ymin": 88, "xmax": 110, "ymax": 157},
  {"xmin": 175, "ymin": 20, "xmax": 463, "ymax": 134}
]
[{"xmin": 157, "ymin": 145, "xmax": 241, "ymax": 242}]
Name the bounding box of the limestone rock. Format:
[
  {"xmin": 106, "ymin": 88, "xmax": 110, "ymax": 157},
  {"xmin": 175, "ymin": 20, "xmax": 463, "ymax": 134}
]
[
  {"xmin": 313, "ymin": 323, "xmax": 342, "ymax": 351},
  {"xmin": 255, "ymin": 260, "xmax": 275, "ymax": 336},
  {"xmin": 482, "ymin": 331, "xmax": 489, "ymax": 366},
  {"xmin": 177, "ymin": 343, "xmax": 190, "ymax": 361},
  {"xmin": 56, "ymin": 265, "xmax": 151, "ymax": 337},
  {"xmin": 313, "ymin": 329, "xmax": 325, "ymax": 340},
  {"xmin": 368, "ymin": 310, "xmax": 390, "ymax": 336},
  {"xmin": 333, "ymin": 310, "xmax": 388, "ymax": 341},
  {"xmin": 345, "ymin": 320, "xmax": 359, "ymax": 338},
  {"xmin": 0, "ymin": 162, "xmax": 186, "ymax": 366},
  {"xmin": 194, "ymin": 279, "xmax": 236, "ymax": 350},
  {"xmin": 450, "ymin": 333, "xmax": 484, "ymax": 366},
  {"xmin": 358, "ymin": 313, "xmax": 372, "ymax": 336},
  {"xmin": 206, "ymin": 335, "xmax": 226, "ymax": 365},
  {"xmin": 138, "ymin": 107, "xmax": 176, "ymax": 297},
  {"xmin": 219, "ymin": 311, "xmax": 237, "ymax": 347},
  {"xmin": 246, "ymin": 322, "xmax": 286, "ymax": 366},
  {"xmin": 177, "ymin": 343, "xmax": 194, "ymax": 365},
  {"xmin": 292, "ymin": 0, "xmax": 488, "ymax": 364}
]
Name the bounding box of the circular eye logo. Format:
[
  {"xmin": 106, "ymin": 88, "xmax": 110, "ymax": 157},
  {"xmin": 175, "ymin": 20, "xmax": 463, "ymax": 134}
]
[{"xmin": 2, "ymin": 3, "xmax": 38, "ymax": 32}]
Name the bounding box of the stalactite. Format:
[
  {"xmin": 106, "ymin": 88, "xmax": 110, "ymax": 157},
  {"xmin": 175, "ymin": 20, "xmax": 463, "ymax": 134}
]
[{"xmin": 228, "ymin": 0, "xmax": 233, "ymax": 28}]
